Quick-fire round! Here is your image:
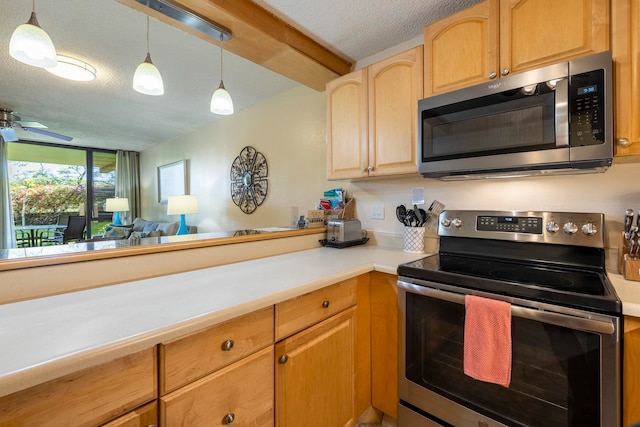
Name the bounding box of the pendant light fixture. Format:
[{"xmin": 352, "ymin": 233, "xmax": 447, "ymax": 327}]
[
  {"xmin": 9, "ymin": 0, "xmax": 57, "ymax": 68},
  {"xmin": 133, "ymin": 0, "xmax": 164, "ymax": 96},
  {"xmin": 210, "ymin": 35, "xmax": 234, "ymax": 115}
]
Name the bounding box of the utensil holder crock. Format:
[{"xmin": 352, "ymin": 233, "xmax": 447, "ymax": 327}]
[{"xmin": 403, "ymin": 226, "xmax": 425, "ymax": 253}]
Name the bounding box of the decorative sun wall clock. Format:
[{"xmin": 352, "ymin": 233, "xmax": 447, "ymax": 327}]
[{"xmin": 230, "ymin": 146, "xmax": 269, "ymax": 214}]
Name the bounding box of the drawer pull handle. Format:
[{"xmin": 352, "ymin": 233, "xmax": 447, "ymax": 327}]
[
  {"xmin": 279, "ymin": 354, "xmax": 289, "ymax": 364},
  {"xmin": 223, "ymin": 413, "xmax": 235, "ymax": 425},
  {"xmin": 322, "ymin": 300, "xmax": 330, "ymax": 308},
  {"xmin": 222, "ymin": 340, "xmax": 235, "ymax": 351}
]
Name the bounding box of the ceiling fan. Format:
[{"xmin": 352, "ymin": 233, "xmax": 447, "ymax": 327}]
[{"xmin": 0, "ymin": 108, "xmax": 73, "ymax": 142}]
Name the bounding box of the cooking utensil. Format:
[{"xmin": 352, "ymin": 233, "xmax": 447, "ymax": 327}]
[
  {"xmin": 396, "ymin": 205, "xmax": 407, "ymax": 225},
  {"xmin": 625, "ymin": 209, "xmax": 635, "ymax": 239},
  {"xmin": 425, "ymin": 200, "xmax": 445, "ymax": 229},
  {"xmin": 405, "ymin": 210, "xmax": 419, "ymax": 227}
]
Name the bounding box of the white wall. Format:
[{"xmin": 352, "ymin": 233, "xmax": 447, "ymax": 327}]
[{"xmin": 139, "ymin": 86, "xmax": 332, "ymax": 232}]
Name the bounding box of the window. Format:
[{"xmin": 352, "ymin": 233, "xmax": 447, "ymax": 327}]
[{"xmin": 7, "ymin": 141, "xmax": 116, "ymax": 242}]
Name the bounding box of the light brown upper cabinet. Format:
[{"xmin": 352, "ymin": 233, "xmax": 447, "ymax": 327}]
[
  {"xmin": 424, "ymin": 0, "xmax": 610, "ymax": 97},
  {"xmin": 612, "ymin": 0, "xmax": 640, "ymax": 156},
  {"xmin": 326, "ymin": 47, "xmax": 423, "ymax": 180}
]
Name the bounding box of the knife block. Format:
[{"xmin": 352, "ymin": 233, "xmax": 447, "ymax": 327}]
[{"xmin": 623, "ymin": 254, "xmax": 640, "ymax": 281}]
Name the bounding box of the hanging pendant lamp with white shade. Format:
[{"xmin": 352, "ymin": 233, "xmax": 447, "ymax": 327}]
[
  {"xmin": 9, "ymin": 0, "xmax": 57, "ymax": 68},
  {"xmin": 133, "ymin": 0, "xmax": 164, "ymax": 96},
  {"xmin": 210, "ymin": 36, "xmax": 234, "ymax": 115}
]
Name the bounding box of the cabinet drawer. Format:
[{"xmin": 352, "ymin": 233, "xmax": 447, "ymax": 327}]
[
  {"xmin": 0, "ymin": 348, "xmax": 157, "ymax": 427},
  {"xmin": 275, "ymin": 277, "xmax": 357, "ymax": 340},
  {"xmin": 160, "ymin": 346, "xmax": 274, "ymax": 427},
  {"xmin": 160, "ymin": 306, "xmax": 274, "ymax": 394},
  {"xmin": 101, "ymin": 401, "xmax": 157, "ymax": 427}
]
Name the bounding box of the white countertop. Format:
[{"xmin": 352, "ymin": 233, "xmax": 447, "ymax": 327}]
[
  {"xmin": 2, "ymin": 244, "xmax": 639, "ymax": 399},
  {"xmin": 0, "ymin": 245, "xmax": 425, "ymax": 398}
]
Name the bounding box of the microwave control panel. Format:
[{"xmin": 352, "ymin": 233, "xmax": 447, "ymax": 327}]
[{"xmin": 570, "ymin": 69, "xmax": 605, "ymax": 147}]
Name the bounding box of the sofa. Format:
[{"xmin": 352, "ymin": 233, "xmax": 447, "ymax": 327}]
[{"xmin": 92, "ymin": 217, "xmax": 197, "ymax": 241}]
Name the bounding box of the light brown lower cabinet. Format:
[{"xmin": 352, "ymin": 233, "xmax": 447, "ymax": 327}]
[
  {"xmin": 160, "ymin": 346, "xmax": 274, "ymax": 427},
  {"xmin": 275, "ymin": 307, "xmax": 358, "ymax": 427},
  {"xmin": 370, "ymin": 271, "xmax": 398, "ymax": 418},
  {"xmin": 0, "ymin": 348, "xmax": 157, "ymax": 427},
  {"xmin": 624, "ymin": 316, "xmax": 640, "ymax": 427}
]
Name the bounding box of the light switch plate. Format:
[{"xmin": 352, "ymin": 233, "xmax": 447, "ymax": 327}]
[{"xmin": 371, "ymin": 203, "xmax": 384, "ymax": 219}]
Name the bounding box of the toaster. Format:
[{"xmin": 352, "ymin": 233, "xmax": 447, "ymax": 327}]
[{"xmin": 327, "ymin": 219, "xmax": 362, "ymax": 243}]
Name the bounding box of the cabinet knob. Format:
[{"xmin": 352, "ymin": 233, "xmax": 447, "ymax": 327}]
[
  {"xmin": 222, "ymin": 413, "xmax": 235, "ymax": 425},
  {"xmin": 367, "ymin": 165, "xmax": 374, "ymax": 172},
  {"xmin": 222, "ymin": 340, "xmax": 234, "ymax": 351},
  {"xmin": 322, "ymin": 300, "xmax": 330, "ymax": 308},
  {"xmin": 501, "ymin": 68, "xmax": 510, "ymax": 76},
  {"xmin": 278, "ymin": 354, "xmax": 289, "ymax": 364},
  {"xmin": 488, "ymin": 71, "xmax": 497, "ymax": 79},
  {"xmin": 617, "ymin": 138, "xmax": 630, "ymax": 147}
]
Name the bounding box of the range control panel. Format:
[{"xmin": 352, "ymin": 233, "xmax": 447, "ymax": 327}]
[
  {"xmin": 477, "ymin": 215, "xmax": 543, "ymax": 234},
  {"xmin": 439, "ymin": 210, "xmax": 605, "ymax": 248}
]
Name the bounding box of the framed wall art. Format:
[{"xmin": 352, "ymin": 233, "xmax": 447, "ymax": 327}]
[{"xmin": 158, "ymin": 159, "xmax": 188, "ymax": 203}]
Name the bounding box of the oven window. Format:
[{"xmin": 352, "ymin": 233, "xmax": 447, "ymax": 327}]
[
  {"xmin": 421, "ymin": 83, "xmax": 557, "ymax": 161},
  {"xmin": 405, "ymin": 293, "xmax": 600, "ymax": 427}
]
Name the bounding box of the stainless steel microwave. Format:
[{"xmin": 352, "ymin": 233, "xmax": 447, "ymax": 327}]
[{"xmin": 418, "ymin": 51, "xmax": 613, "ymax": 180}]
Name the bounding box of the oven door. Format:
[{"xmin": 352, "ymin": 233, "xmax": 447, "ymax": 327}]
[{"xmin": 398, "ymin": 279, "xmax": 620, "ymax": 427}]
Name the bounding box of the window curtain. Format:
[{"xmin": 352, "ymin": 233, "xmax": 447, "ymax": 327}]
[
  {"xmin": 115, "ymin": 150, "xmax": 141, "ymax": 225},
  {"xmin": 0, "ymin": 136, "xmax": 17, "ymax": 249}
]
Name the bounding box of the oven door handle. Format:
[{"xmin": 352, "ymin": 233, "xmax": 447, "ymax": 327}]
[{"xmin": 399, "ymin": 281, "xmax": 615, "ymax": 335}]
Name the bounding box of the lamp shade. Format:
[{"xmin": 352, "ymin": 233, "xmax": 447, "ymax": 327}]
[
  {"xmin": 105, "ymin": 197, "xmax": 130, "ymax": 212},
  {"xmin": 210, "ymin": 81, "xmax": 234, "ymax": 115},
  {"xmin": 9, "ymin": 12, "xmax": 57, "ymax": 68},
  {"xmin": 167, "ymin": 195, "xmax": 199, "ymax": 215},
  {"xmin": 133, "ymin": 53, "xmax": 164, "ymax": 96}
]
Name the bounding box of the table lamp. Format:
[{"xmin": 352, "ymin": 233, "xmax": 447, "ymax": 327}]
[
  {"xmin": 105, "ymin": 197, "xmax": 130, "ymax": 226},
  {"xmin": 167, "ymin": 195, "xmax": 199, "ymax": 235}
]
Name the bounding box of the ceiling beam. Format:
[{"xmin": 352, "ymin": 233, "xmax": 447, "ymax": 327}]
[{"xmin": 117, "ymin": 0, "xmax": 354, "ymax": 91}]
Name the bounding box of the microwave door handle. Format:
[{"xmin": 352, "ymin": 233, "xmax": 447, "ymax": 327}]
[
  {"xmin": 399, "ymin": 280, "xmax": 615, "ymax": 335},
  {"xmin": 555, "ymin": 77, "xmax": 570, "ymax": 148}
]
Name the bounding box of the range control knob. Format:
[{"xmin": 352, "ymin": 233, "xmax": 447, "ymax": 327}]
[
  {"xmin": 563, "ymin": 222, "xmax": 579, "ymax": 235},
  {"xmin": 451, "ymin": 218, "xmax": 463, "ymax": 228},
  {"xmin": 546, "ymin": 221, "xmax": 560, "ymax": 233},
  {"xmin": 441, "ymin": 217, "xmax": 451, "ymax": 227},
  {"xmin": 581, "ymin": 223, "xmax": 598, "ymax": 236}
]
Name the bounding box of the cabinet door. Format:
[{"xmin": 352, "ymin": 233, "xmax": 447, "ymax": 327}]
[
  {"xmin": 424, "ymin": 0, "xmax": 499, "ymax": 96},
  {"xmin": 370, "ymin": 272, "xmax": 398, "ymax": 418},
  {"xmin": 326, "ymin": 69, "xmax": 368, "ymax": 180},
  {"xmin": 368, "ymin": 47, "xmax": 422, "ymax": 177},
  {"xmin": 624, "ymin": 316, "xmax": 640, "ymax": 427},
  {"xmin": 500, "ymin": 0, "xmax": 609, "ymax": 75},
  {"xmin": 612, "ymin": 0, "xmax": 640, "ymax": 156},
  {"xmin": 275, "ymin": 307, "xmax": 357, "ymax": 427},
  {"xmin": 160, "ymin": 346, "xmax": 274, "ymax": 427}
]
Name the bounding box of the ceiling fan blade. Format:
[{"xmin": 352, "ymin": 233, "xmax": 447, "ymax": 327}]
[
  {"xmin": 23, "ymin": 127, "xmax": 73, "ymax": 141},
  {"xmin": 0, "ymin": 127, "xmax": 18, "ymax": 142},
  {"xmin": 16, "ymin": 121, "xmax": 47, "ymax": 128}
]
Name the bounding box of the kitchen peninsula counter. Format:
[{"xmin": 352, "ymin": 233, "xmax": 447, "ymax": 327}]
[{"xmin": 0, "ymin": 244, "xmax": 425, "ymax": 398}]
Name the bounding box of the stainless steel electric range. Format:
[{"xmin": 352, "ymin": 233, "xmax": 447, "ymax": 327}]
[{"xmin": 397, "ymin": 210, "xmax": 621, "ymax": 427}]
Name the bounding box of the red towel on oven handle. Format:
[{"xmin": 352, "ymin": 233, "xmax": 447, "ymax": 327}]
[{"xmin": 463, "ymin": 294, "xmax": 512, "ymax": 387}]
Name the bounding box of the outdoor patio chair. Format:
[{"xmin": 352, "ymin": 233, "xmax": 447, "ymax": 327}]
[
  {"xmin": 62, "ymin": 216, "xmax": 86, "ymax": 244},
  {"xmin": 41, "ymin": 214, "xmax": 70, "ymax": 245}
]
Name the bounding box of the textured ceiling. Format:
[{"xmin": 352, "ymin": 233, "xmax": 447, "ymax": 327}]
[{"xmin": 0, "ymin": 0, "xmax": 480, "ymax": 152}]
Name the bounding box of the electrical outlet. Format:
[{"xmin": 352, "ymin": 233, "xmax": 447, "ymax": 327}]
[{"xmin": 371, "ymin": 203, "xmax": 385, "ymax": 220}]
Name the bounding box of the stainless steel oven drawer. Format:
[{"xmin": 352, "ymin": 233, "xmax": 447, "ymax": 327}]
[{"xmin": 398, "ymin": 404, "xmax": 444, "ymax": 427}]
